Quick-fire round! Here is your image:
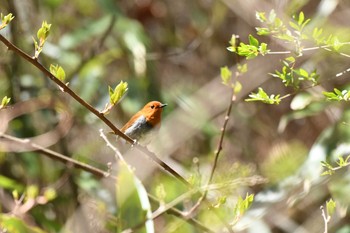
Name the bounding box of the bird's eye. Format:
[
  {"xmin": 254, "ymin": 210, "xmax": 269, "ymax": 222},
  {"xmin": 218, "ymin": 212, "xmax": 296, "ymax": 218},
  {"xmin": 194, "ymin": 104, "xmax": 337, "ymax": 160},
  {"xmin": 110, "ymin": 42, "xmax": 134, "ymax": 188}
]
[{"xmin": 151, "ymin": 105, "xmax": 155, "ymax": 109}]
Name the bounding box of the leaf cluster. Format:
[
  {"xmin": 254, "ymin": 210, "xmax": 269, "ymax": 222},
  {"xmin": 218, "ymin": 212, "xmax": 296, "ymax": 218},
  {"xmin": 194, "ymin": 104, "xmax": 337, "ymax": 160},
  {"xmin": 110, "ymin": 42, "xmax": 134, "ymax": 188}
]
[
  {"xmin": 0, "ymin": 13, "xmax": 14, "ymax": 30},
  {"xmin": 224, "ymin": 10, "xmax": 347, "ymax": 105},
  {"xmin": 321, "ymin": 155, "xmax": 350, "ymax": 176},
  {"xmin": 33, "ymin": 21, "xmax": 51, "ymax": 58},
  {"xmin": 323, "ymin": 88, "xmax": 350, "ymax": 101}
]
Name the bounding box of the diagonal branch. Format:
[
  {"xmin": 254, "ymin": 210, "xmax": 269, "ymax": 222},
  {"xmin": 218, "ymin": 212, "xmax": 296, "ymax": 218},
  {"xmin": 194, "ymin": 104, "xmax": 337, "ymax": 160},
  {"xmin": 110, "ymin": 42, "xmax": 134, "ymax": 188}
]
[
  {"xmin": 0, "ymin": 34, "xmax": 131, "ymax": 143},
  {"xmin": 0, "ymin": 34, "xmax": 187, "ymax": 185}
]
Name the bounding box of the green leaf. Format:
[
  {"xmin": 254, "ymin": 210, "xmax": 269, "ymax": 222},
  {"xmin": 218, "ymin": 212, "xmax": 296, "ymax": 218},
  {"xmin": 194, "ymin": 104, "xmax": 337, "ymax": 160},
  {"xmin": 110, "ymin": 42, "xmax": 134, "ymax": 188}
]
[
  {"xmin": 255, "ymin": 11, "xmax": 267, "ymax": 22},
  {"xmin": 295, "ymin": 68, "xmax": 309, "ymax": 78},
  {"xmin": 221, "ymin": 66, "xmax": 232, "ymax": 85},
  {"xmin": 233, "ymin": 193, "xmax": 254, "ymax": 220},
  {"xmin": 0, "ymin": 13, "xmax": 15, "ymax": 30},
  {"xmin": 0, "ymin": 175, "xmax": 24, "ymax": 191},
  {"xmin": 213, "ymin": 196, "xmax": 227, "ymax": 208},
  {"xmin": 326, "ymin": 199, "xmax": 336, "ymax": 218},
  {"xmin": 26, "ymin": 185, "xmax": 39, "ymax": 199},
  {"xmin": 0, "ymin": 214, "xmax": 46, "ymax": 233},
  {"xmin": 237, "ymin": 63, "xmax": 248, "ymax": 74},
  {"xmin": 37, "ymin": 21, "xmax": 51, "ymax": 44},
  {"xmin": 321, "ymin": 161, "xmax": 334, "ymax": 175},
  {"xmin": 155, "ymin": 184, "xmax": 167, "ymax": 203},
  {"xmin": 109, "ymin": 80, "xmax": 128, "ymax": 105},
  {"xmin": 50, "ymin": 64, "xmax": 66, "ymax": 82},
  {"xmin": 245, "ymin": 87, "xmax": 281, "ymax": 104},
  {"xmin": 298, "ymin": 12, "xmax": 305, "ymax": 26},
  {"xmin": 43, "ymin": 188, "xmax": 57, "ymax": 201},
  {"xmin": 323, "ymin": 88, "xmax": 350, "ymax": 101},
  {"xmin": 289, "ymin": 21, "xmax": 300, "ymax": 31},
  {"xmin": 313, "ymin": 27, "xmax": 325, "ymax": 44},
  {"xmin": 248, "ymin": 34, "xmax": 259, "ymax": 47},
  {"xmin": 285, "ymin": 56, "xmax": 296, "ymax": 63},
  {"xmin": 56, "ymin": 66, "xmax": 66, "ymax": 82},
  {"xmin": 0, "ymin": 96, "xmax": 11, "ymax": 109},
  {"xmin": 258, "ymin": 42, "xmax": 268, "ymax": 55},
  {"xmin": 233, "ymin": 81, "xmax": 242, "ymax": 94},
  {"xmin": 34, "ymin": 21, "xmax": 51, "ymax": 58},
  {"xmin": 256, "ymin": 27, "xmax": 270, "ymax": 36},
  {"xmin": 227, "ymin": 34, "xmax": 237, "ymax": 52},
  {"xmin": 237, "ymin": 43, "xmax": 259, "ymax": 59}
]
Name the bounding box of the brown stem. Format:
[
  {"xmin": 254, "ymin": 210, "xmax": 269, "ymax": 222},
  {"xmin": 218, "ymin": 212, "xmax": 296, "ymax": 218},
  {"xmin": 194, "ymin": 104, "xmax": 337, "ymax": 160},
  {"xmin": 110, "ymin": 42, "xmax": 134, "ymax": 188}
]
[
  {"xmin": 187, "ymin": 89, "xmax": 236, "ymax": 217},
  {"xmin": 0, "ymin": 133, "xmax": 111, "ymax": 178}
]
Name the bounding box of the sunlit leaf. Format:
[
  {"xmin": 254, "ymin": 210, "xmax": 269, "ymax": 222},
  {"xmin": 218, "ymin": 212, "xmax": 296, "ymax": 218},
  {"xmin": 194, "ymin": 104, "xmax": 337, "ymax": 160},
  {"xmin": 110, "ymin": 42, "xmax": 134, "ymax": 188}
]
[
  {"xmin": 43, "ymin": 188, "xmax": 57, "ymax": 201},
  {"xmin": 26, "ymin": 185, "xmax": 39, "ymax": 199},
  {"xmin": 0, "ymin": 96, "xmax": 11, "ymax": 109},
  {"xmin": 255, "ymin": 11, "xmax": 266, "ymax": 22},
  {"xmin": 221, "ymin": 66, "xmax": 232, "ymax": 85},
  {"xmin": 298, "ymin": 12, "xmax": 305, "ymax": 26},
  {"xmin": 248, "ymin": 34, "xmax": 259, "ymax": 47},
  {"xmin": 326, "ymin": 199, "xmax": 336, "ymax": 218},
  {"xmin": 237, "ymin": 63, "xmax": 248, "ymax": 74},
  {"xmin": 109, "ymin": 80, "xmax": 128, "ymax": 105},
  {"xmin": 0, "ymin": 13, "xmax": 15, "ymax": 30},
  {"xmin": 233, "ymin": 81, "xmax": 242, "ymax": 94},
  {"xmin": 0, "ymin": 214, "xmax": 46, "ymax": 233},
  {"xmin": 245, "ymin": 88, "xmax": 281, "ymax": 104},
  {"xmin": 0, "ymin": 175, "xmax": 23, "ymax": 191}
]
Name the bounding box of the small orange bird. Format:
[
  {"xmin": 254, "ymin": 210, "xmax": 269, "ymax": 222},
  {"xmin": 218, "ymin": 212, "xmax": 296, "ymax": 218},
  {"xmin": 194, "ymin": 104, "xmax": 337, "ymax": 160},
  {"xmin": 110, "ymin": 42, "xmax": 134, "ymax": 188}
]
[{"xmin": 121, "ymin": 101, "xmax": 167, "ymax": 145}]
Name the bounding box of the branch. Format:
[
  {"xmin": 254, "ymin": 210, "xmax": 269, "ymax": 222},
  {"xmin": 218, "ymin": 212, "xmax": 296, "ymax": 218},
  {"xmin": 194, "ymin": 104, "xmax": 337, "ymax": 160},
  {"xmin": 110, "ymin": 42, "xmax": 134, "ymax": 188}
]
[
  {"xmin": 0, "ymin": 133, "xmax": 111, "ymax": 179},
  {"xmin": 0, "ymin": 34, "xmax": 130, "ymax": 142},
  {"xmin": 267, "ymin": 42, "xmax": 350, "ymax": 58},
  {"xmin": 187, "ymin": 88, "xmax": 236, "ymax": 215},
  {"xmin": 320, "ymin": 206, "xmax": 328, "ymax": 233},
  {"xmin": 0, "ymin": 34, "xmax": 187, "ymax": 185}
]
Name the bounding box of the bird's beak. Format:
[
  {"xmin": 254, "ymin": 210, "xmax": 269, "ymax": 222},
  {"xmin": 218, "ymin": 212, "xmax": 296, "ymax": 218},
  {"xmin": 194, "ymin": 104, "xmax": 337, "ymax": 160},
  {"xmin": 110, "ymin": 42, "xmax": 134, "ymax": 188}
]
[{"xmin": 160, "ymin": 103, "xmax": 167, "ymax": 108}]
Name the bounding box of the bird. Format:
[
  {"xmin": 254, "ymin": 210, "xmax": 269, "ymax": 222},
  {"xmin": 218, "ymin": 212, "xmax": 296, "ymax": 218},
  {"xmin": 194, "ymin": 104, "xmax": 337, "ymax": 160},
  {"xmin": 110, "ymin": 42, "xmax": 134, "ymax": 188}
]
[{"xmin": 120, "ymin": 101, "xmax": 167, "ymax": 145}]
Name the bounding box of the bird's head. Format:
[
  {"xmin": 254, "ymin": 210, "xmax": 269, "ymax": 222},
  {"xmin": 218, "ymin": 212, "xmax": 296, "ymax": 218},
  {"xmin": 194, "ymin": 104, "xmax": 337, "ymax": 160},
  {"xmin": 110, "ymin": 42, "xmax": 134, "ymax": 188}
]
[{"xmin": 141, "ymin": 101, "xmax": 167, "ymax": 126}]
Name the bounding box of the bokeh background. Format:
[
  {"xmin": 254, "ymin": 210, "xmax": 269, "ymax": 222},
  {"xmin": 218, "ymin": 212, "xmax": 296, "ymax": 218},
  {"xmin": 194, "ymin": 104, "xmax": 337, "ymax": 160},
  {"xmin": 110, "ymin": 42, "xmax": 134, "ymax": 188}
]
[{"xmin": 1, "ymin": 0, "xmax": 350, "ymax": 232}]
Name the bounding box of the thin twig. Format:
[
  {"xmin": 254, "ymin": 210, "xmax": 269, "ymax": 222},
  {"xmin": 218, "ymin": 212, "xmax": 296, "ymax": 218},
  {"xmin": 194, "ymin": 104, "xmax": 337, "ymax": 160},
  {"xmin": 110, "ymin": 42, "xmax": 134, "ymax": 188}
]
[
  {"xmin": 0, "ymin": 133, "xmax": 111, "ymax": 178},
  {"xmin": 267, "ymin": 42, "xmax": 350, "ymax": 58},
  {"xmin": 99, "ymin": 129, "xmax": 125, "ymax": 162},
  {"xmin": 320, "ymin": 206, "xmax": 328, "ymax": 233},
  {"xmin": 187, "ymin": 88, "xmax": 236, "ymax": 215}
]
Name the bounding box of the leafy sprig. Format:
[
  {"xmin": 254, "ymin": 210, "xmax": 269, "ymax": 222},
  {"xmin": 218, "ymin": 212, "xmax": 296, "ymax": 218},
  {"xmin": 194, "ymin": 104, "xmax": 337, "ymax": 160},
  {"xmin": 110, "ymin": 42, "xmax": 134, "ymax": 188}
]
[
  {"xmin": 271, "ymin": 56, "xmax": 319, "ymax": 89},
  {"xmin": 321, "ymin": 155, "xmax": 350, "ymax": 176},
  {"xmin": 101, "ymin": 81, "xmax": 128, "ymax": 114},
  {"xmin": 245, "ymin": 88, "xmax": 281, "ymax": 105},
  {"xmin": 0, "ymin": 13, "xmax": 15, "ymax": 30},
  {"xmin": 323, "ymin": 88, "xmax": 350, "ymax": 101},
  {"xmin": 232, "ymin": 193, "xmax": 254, "ymax": 224},
  {"xmin": 33, "ymin": 21, "xmax": 51, "ymax": 58},
  {"xmin": 0, "ymin": 96, "xmax": 11, "ymax": 109}
]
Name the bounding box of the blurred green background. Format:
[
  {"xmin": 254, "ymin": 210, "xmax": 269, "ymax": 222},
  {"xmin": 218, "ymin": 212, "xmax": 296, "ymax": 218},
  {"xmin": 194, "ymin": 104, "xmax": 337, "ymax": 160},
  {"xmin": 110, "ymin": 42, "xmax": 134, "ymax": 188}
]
[{"xmin": 1, "ymin": 0, "xmax": 350, "ymax": 232}]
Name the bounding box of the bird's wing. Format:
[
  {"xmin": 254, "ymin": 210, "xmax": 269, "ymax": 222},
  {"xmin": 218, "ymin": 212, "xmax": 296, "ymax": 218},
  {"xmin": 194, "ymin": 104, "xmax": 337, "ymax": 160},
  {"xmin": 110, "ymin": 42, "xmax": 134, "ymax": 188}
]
[{"xmin": 123, "ymin": 115, "xmax": 148, "ymax": 137}]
